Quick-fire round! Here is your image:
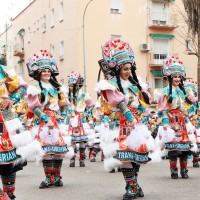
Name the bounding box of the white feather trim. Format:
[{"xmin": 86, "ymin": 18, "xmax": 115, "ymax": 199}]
[
  {"xmin": 146, "ymin": 136, "xmax": 156, "ymax": 152},
  {"xmin": 16, "ymin": 140, "xmax": 44, "ymax": 162},
  {"xmin": 104, "ymin": 157, "xmax": 122, "ymax": 172},
  {"xmin": 103, "ymin": 142, "xmax": 118, "ymax": 158},
  {"xmin": 197, "ymin": 129, "xmax": 200, "ymax": 137},
  {"xmin": 40, "ymin": 127, "xmax": 60, "ymax": 145},
  {"xmin": 85, "ymin": 93, "xmax": 91, "ymax": 100},
  {"xmin": 60, "ymin": 85, "xmax": 67, "ymax": 94},
  {"xmin": 63, "ymin": 135, "xmax": 72, "ymax": 146},
  {"xmin": 87, "ymin": 133, "xmax": 95, "ymax": 142},
  {"xmin": 160, "ymin": 127, "xmax": 175, "ymax": 143},
  {"xmin": 96, "ymin": 80, "xmax": 116, "ymax": 92},
  {"xmin": 30, "ymin": 125, "xmax": 39, "ymax": 140},
  {"xmin": 104, "ymin": 129, "xmax": 119, "ymax": 144},
  {"xmin": 70, "ymin": 116, "xmax": 79, "ymax": 128},
  {"xmin": 95, "ymin": 101, "xmax": 101, "ymax": 108},
  {"xmin": 191, "ymin": 143, "xmax": 198, "ymax": 153},
  {"xmin": 149, "ymin": 150, "xmax": 162, "ymax": 163},
  {"xmin": 186, "ymin": 121, "xmax": 196, "ymax": 134},
  {"xmin": 6, "ymin": 68, "xmax": 17, "ymax": 77},
  {"xmin": 188, "ymin": 132, "xmax": 196, "ymax": 144},
  {"xmin": 137, "ymin": 76, "xmax": 148, "ymax": 90},
  {"xmin": 126, "ymin": 124, "xmax": 146, "ymax": 150},
  {"xmin": 160, "ymin": 149, "xmax": 168, "ymax": 157},
  {"xmin": 85, "ymin": 129, "xmax": 95, "ymax": 135},
  {"xmin": 10, "ymin": 131, "xmax": 33, "ymax": 147},
  {"xmin": 154, "ymin": 89, "xmax": 164, "ymax": 103},
  {"xmin": 83, "ymin": 122, "xmax": 90, "ymax": 130},
  {"xmin": 59, "ymin": 124, "xmax": 69, "ymax": 136},
  {"xmin": 65, "ymin": 146, "xmax": 75, "ymax": 158},
  {"xmin": 5, "ymin": 118, "xmax": 23, "ymax": 134},
  {"xmin": 27, "ymin": 85, "xmax": 41, "ymax": 96}
]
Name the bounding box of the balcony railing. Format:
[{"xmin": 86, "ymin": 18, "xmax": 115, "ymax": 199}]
[
  {"xmin": 150, "ymin": 52, "xmax": 178, "ymax": 65},
  {"xmin": 13, "ymin": 43, "xmax": 24, "ymax": 57},
  {"xmin": 148, "ymin": 12, "xmax": 177, "ymax": 29}
]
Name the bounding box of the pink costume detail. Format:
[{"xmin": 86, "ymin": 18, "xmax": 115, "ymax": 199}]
[{"xmin": 102, "ymin": 89, "xmax": 125, "ymax": 107}]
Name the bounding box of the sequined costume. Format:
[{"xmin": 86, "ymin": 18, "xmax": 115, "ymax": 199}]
[
  {"xmin": 97, "ymin": 37, "xmax": 154, "ymax": 199},
  {"xmin": 0, "ymin": 64, "xmax": 42, "ymax": 199},
  {"xmin": 27, "ymin": 50, "xmax": 72, "ymax": 188},
  {"xmin": 67, "ymin": 71, "xmax": 95, "ymax": 167},
  {"xmin": 154, "ymin": 56, "xmax": 197, "ymax": 179}
]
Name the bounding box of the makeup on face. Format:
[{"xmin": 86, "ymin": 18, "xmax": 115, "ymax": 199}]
[
  {"xmin": 172, "ymin": 75, "xmax": 181, "ymax": 79},
  {"xmin": 120, "ymin": 63, "xmax": 132, "ymax": 81},
  {"xmin": 40, "ymin": 68, "xmax": 51, "ymax": 82},
  {"xmin": 172, "ymin": 74, "xmax": 181, "ymax": 87}
]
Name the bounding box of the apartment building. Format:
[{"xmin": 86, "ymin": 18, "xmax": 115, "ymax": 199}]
[{"xmin": 0, "ymin": 0, "xmax": 197, "ymax": 99}]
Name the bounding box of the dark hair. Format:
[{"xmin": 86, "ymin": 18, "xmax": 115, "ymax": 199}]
[
  {"xmin": 115, "ymin": 62, "xmax": 150, "ymax": 104},
  {"xmin": 68, "ymin": 84, "xmax": 78, "ymax": 105},
  {"xmin": 167, "ymin": 76, "xmax": 192, "ymax": 105},
  {"xmin": 37, "ymin": 70, "xmax": 61, "ymax": 103}
]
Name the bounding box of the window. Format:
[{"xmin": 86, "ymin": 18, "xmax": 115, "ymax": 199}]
[
  {"xmin": 42, "ymin": 15, "xmax": 46, "ymax": 33},
  {"xmin": 37, "ymin": 19, "xmax": 39, "ymax": 30},
  {"xmin": 155, "ymin": 78, "xmax": 163, "ymax": 89},
  {"xmin": 110, "ymin": 0, "xmax": 122, "ymax": 14},
  {"xmin": 154, "ymin": 77, "xmax": 167, "ymax": 89},
  {"xmin": 50, "ymin": 44, "xmax": 55, "ymax": 55},
  {"xmin": 186, "ymin": 39, "xmax": 192, "ymax": 51},
  {"xmin": 111, "ymin": 34, "xmax": 121, "ymax": 38},
  {"xmin": 59, "ymin": 2, "xmax": 64, "ymax": 22},
  {"xmin": 151, "ymin": 2, "xmax": 169, "ymax": 25},
  {"xmin": 33, "ymin": 22, "xmax": 36, "ymax": 33},
  {"xmin": 50, "ymin": 8, "xmax": 55, "ymax": 28},
  {"xmin": 18, "ymin": 63, "xmax": 24, "ymax": 77},
  {"xmin": 152, "ymin": 38, "xmax": 169, "ymax": 64},
  {"xmin": 27, "ymin": 27, "xmax": 31, "ymax": 43},
  {"xmin": 59, "ymin": 41, "xmax": 64, "ymax": 60}
]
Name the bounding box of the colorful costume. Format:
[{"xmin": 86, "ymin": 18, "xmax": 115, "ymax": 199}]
[
  {"xmin": 0, "ymin": 65, "xmax": 41, "ymax": 199},
  {"xmin": 184, "ymin": 78, "xmax": 200, "ymax": 167},
  {"xmin": 27, "ymin": 50, "xmax": 72, "ymax": 188},
  {"xmin": 67, "ymin": 71, "xmax": 95, "ymax": 167},
  {"xmin": 97, "ymin": 37, "xmax": 154, "ymax": 199},
  {"xmin": 154, "ymin": 56, "xmax": 197, "ymax": 179}
]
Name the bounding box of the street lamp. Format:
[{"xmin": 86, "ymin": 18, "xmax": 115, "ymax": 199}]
[{"xmin": 82, "ymin": 0, "xmax": 94, "ymax": 92}]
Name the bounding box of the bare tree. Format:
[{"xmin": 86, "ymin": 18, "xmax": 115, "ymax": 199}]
[{"xmin": 182, "ymin": 0, "xmax": 200, "ymax": 99}]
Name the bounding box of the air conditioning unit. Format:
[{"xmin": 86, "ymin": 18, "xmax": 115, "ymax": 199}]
[{"xmin": 140, "ymin": 44, "xmax": 150, "ymax": 51}]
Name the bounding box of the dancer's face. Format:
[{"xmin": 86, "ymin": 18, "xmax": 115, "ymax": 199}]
[
  {"xmin": 69, "ymin": 84, "xmax": 80, "ymax": 92},
  {"xmin": 120, "ymin": 63, "xmax": 132, "ymax": 81},
  {"xmin": 40, "ymin": 69, "xmax": 51, "ymax": 83},
  {"xmin": 69, "ymin": 85, "xmax": 74, "ymax": 92},
  {"xmin": 172, "ymin": 74, "xmax": 181, "ymax": 87}
]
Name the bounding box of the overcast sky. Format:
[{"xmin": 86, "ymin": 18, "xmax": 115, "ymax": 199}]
[{"xmin": 0, "ymin": 0, "xmax": 32, "ymax": 33}]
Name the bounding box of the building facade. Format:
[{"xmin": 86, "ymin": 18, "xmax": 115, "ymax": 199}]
[{"xmin": 0, "ymin": 0, "xmax": 197, "ymax": 100}]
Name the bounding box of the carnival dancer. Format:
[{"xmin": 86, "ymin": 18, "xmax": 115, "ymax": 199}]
[
  {"xmin": 27, "ymin": 50, "xmax": 72, "ymax": 188},
  {"xmin": 88, "ymin": 101, "xmax": 104, "ymax": 162},
  {"xmin": 67, "ymin": 71, "xmax": 95, "ymax": 167},
  {"xmin": 0, "ymin": 64, "xmax": 42, "ymax": 199},
  {"xmin": 97, "ymin": 37, "xmax": 155, "ymax": 199},
  {"xmin": 183, "ymin": 78, "xmax": 200, "ymax": 167},
  {"xmin": 154, "ymin": 56, "xmax": 198, "ymax": 179}
]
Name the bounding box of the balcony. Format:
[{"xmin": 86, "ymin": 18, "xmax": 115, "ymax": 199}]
[
  {"xmin": 149, "ymin": 52, "xmax": 178, "ymax": 69},
  {"xmin": 148, "ymin": 12, "xmax": 178, "ymax": 30},
  {"xmin": 13, "ymin": 43, "xmax": 24, "ymax": 57}
]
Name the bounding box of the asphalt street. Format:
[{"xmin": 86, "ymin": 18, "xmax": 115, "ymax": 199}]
[{"xmin": 1, "ymin": 155, "xmax": 200, "ymax": 200}]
